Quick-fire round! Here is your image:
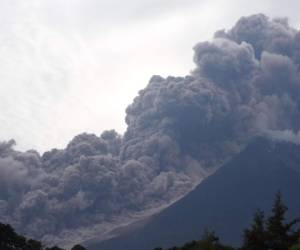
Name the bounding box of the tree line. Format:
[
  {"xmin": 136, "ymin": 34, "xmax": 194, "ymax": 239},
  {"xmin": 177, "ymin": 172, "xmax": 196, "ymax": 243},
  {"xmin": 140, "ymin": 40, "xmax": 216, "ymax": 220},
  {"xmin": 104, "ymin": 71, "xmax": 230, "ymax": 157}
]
[
  {"xmin": 154, "ymin": 192, "xmax": 300, "ymax": 250},
  {"xmin": 0, "ymin": 222, "xmax": 86, "ymax": 250}
]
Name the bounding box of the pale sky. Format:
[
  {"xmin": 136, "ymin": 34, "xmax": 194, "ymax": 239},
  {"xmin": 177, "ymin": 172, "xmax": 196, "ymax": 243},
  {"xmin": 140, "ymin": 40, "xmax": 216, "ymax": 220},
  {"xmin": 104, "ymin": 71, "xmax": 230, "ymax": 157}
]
[{"xmin": 0, "ymin": 0, "xmax": 299, "ymax": 152}]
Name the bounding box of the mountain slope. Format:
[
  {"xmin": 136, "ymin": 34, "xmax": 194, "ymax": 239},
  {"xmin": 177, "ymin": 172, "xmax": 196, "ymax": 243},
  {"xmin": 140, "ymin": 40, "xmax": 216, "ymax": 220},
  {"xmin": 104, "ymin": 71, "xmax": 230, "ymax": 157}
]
[{"xmin": 88, "ymin": 138, "xmax": 300, "ymax": 250}]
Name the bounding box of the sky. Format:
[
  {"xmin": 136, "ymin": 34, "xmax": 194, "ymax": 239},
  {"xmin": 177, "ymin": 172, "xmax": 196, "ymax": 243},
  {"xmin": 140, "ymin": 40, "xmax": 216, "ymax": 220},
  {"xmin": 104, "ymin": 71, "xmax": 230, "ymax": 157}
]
[{"xmin": 0, "ymin": 0, "xmax": 300, "ymax": 152}]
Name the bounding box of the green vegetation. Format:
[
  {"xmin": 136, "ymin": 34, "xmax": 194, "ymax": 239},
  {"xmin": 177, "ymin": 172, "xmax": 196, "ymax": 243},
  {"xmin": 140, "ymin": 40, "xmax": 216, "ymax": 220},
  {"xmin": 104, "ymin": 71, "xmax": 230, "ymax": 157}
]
[
  {"xmin": 0, "ymin": 223, "xmax": 86, "ymax": 250},
  {"xmin": 154, "ymin": 192, "xmax": 300, "ymax": 250}
]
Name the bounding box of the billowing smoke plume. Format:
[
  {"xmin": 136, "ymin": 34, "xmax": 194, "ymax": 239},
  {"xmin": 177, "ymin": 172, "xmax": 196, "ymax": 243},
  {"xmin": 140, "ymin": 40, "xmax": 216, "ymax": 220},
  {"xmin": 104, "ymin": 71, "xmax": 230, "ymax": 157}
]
[{"xmin": 1, "ymin": 14, "xmax": 300, "ymax": 246}]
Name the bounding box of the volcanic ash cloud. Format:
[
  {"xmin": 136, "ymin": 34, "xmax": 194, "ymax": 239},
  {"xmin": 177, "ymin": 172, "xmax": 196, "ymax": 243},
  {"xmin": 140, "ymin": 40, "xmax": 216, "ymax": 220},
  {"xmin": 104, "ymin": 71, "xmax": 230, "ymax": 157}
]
[{"xmin": 1, "ymin": 14, "xmax": 300, "ymax": 245}]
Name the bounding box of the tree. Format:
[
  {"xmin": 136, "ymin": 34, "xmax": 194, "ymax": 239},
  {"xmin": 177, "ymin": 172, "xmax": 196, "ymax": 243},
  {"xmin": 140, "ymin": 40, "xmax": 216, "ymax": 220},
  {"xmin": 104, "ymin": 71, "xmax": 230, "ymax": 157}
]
[
  {"xmin": 25, "ymin": 239, "xmax": 43, "ymax": 250},
  {"xmin": 0, "ymin": 222, "xmax": 66, "ymax": 250},
  {"xmin": 242, "ymin": 210, "xmax": 267, "ymax": 250},
  {"xmin": 197, "ymin": 230, "xmax": 220, "ymax": 250},
  {"xmin": 0, "ymin": 223, "xmax": 27, "ymax": 250},
  {"xmin": 155, "ymin": 230, "xmax": 233, "ymax": 250},
  {"xmin": 45, "ymin": 247, "xmax": 65, "ymax": 250},
  {"xmin": 266, "ymin": 192, "xmax": 300, "ymax": 250},
  {"xmin": 165, "ymin": 230, "xmax": 234, "ymax": 250},
  {"xmin": 71, "ymin": 244, "xmax": 87, "ymax": 250},
  {"xmin": 243, "ymin": 192, "xmax": 300, "ymax": 250}
]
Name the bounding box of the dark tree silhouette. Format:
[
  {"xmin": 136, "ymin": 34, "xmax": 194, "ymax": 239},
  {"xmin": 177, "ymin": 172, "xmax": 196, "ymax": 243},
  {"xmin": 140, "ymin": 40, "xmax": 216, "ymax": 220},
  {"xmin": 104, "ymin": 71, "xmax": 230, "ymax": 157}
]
[
  {"xmin": 0, "ymin": 222, "xmax": 84, "ymax": 250},
  {"xmin": 266, "ymin": 192, "xmax": 300, "ymax": 250},
  {"xmin": 0, "ymin": 223, "xmax": 32, "ymax": 250},
  {"xmin": 26, "ymin": 239, "xmax": 43, "ymax": 250},
  {"xmin": 45, "ymin": 247, "xmax": 64, "ymax": 250},
  {"xmin": 243, "ymin": 192, "xmax": 300, "ymax": 250},
  {"xmin": 157, "ymin": 230, "xmax": 234, "ymax": 250},
  {"xmin": 242, "ymin": 210, "xmax": 267, "ymax": 250},
  {"xmin": 71, "ymin": 244, "xmax": 87, "ymax": 250}
]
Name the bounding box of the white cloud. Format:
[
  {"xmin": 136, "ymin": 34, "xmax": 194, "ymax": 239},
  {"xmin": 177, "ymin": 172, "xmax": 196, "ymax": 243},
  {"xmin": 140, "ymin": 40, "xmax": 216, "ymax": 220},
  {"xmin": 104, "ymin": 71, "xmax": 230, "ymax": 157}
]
[{"xmin": 265, "ymin": 130, "xmax": 300, "ymax": 145}]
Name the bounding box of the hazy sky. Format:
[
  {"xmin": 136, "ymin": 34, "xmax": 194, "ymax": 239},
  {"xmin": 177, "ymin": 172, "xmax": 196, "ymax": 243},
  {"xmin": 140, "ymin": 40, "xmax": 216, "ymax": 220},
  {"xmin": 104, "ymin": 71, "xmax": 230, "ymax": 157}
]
[{"xmin": 1, "ymin": 0, "xmax": 299, "ymax": 152}]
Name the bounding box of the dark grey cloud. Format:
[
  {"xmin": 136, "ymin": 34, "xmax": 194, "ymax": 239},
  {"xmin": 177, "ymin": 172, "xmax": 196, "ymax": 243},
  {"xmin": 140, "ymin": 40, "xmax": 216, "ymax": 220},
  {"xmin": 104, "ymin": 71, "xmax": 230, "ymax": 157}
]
[
  {"xmin": 1, "ymin": 13, "xmax": 300, "ymax": 247},
  {"xmin": 216, "ymin": 14, "xmax": 296, "ymax": 58}
]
